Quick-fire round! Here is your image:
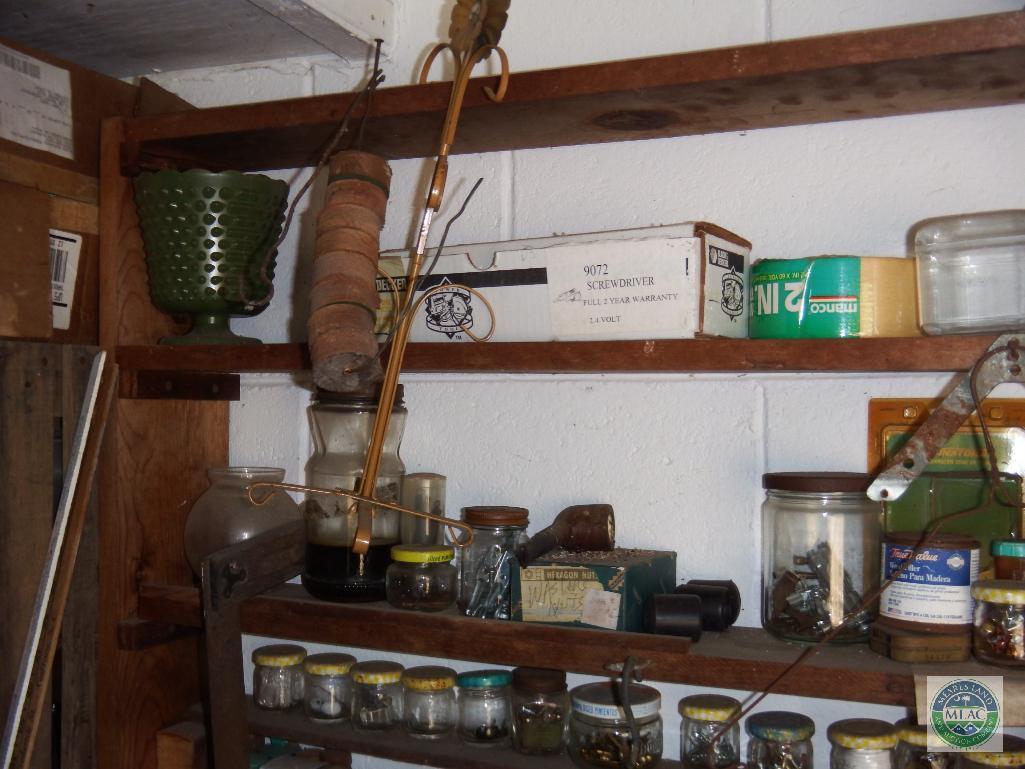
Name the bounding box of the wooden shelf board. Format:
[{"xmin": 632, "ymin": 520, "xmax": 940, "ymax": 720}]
[
  {"xmin": 120, "ymin": 11, "xmax": 1025, "ymax": 172},
  {"xmin": 248, "ymin": 701, "xmax": 684, "ymax": 769},
  {"xmin": 117, "ymin": 335, "xmax": 997, "ymax": 375},
  {"xmin": 138, "ymin": 582, "xmax": 1022, "ymax": 706}
]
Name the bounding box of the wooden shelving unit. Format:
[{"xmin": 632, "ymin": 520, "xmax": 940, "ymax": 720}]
[{"xmin": 96, "ymin": 11, "xmax": 1025, "ymax": 769}]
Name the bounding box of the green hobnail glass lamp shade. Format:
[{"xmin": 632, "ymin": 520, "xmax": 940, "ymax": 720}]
[{"xmin": 134, "ymin": 169, "xmax": 289, "ymax": 344}]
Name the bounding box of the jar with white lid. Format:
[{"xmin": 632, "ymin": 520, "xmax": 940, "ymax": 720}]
[
  {"xmin": 914, "ymin": 210, "xmax": 1025, "ymax": 335},
  {"xmin": 746, "ymin": 711, "xmax": 815, "ymax": 769},
  {"xmin": 678, "ymin": 693, "xmax": 740, "ymax": 769},
  {"xmin": 350, "ymin": 660, "xmax": 403, "ymax": 730},
  {"xmin": 828, "ymin": 719, "xmax": 897, "ymax": 769},
  {"xmin": 401, "ymin": 665, "xmax": 456, "ymax": 739},
  {"xmin": 762, "ymin": 472, "xmax": 881, "ymax": 643},
  {"xmin": 568, "ymin": 681, "xmax": 663, "ymax": 769},
  {"xmin": 252, "ymin": 644, "xmax": 306, "ymax": 710},
  {"xmin": 960, "ymin": 735, "xmax": 1025, "ymax": 768},
  {"xmin": 973, "ymin": 579, "xmax": 1025, "ymax": 667},
  {"xmin": 302, "ymin": 652, "xmax": 355, "ymax": 722},
  {"xmin": 893, "ymin": 720, "xmax": 955, "ymax": 769},
  {"xmin": 457, "ymin": 669, "xmax": 512, "ymax": 746}
]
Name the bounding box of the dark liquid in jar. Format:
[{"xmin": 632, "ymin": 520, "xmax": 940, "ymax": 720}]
[{"xmin": 302, "ymin": 541, "xmax": 394, "ymax": 602}]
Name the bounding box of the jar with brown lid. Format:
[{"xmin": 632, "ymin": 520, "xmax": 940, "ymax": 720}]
[
  {"xmin": 510, "ymin": 667, "xmax": 569, "ymax": 755},
  {"xmin": 878, "ymin": 532, "xmax": 979, "ymax": 634},
  {"xmin": 458, "ymin": 506, "xmax": 528, "ymax": 619},
  {"xmin": 762, "ymin": 472, "xmax": 881, "ymax": 643}
]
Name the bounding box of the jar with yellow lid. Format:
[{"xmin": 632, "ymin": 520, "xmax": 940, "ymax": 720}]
[
  {"xmin": 302, "ymin": 652, "xmax": 355, "ymax": 722},
  {"xmin": 386, "ymin": 544, "xmax": 457, "ymax": 611},
  {"xmin": 678, "ymin": 694, "xmax": 740, "ymax": 769},
  {"xmin": 747, "ymin": 711, "xmax": 815, "ymax": 769},
  {"xmin": 401, "ymin": 665, "xmax": 457, "ymax": 739},
  {"xmin": 893, "ymin": 720, "xmax": 954, "ymax": 769},
  {"xmin": 351, "ymin": 660, "xmax": 403, "ymax": 730},
  {"xmin": 960, "ymin": 735, "xmax": 1025, "ymax": 768},
  {"xmin": 252, "ymin": 644, "xmax": 307, "ymax": 710},
  {"xmin": 828, "ymin": 719, "xmax": 897, "ymax": 769},
  {"xmin": 973, "ymin": 580, "xmax": 1025, "ymax": 667}
]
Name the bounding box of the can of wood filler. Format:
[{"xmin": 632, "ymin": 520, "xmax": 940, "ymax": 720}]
[{"xmin": 878, "ymin": 532, "xmax": 980, "ymax": 633}]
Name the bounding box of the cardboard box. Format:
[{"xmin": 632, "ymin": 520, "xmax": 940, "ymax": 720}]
[
  {"xmin": 377, "ymin": 222, "xmax": 751, "ymax": 343},
  {"xmin": 510, "ymin": 548, "xmax": 676, "ymax": 632}
]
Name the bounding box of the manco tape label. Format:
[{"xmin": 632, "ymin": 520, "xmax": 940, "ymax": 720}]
[
  {"xmin": 749, "ymin": 257, "xmax": 861, "ymax": 338},
  {"xmin": 880, "ymin": 542, "xmax": 979, "ymax": 625}
]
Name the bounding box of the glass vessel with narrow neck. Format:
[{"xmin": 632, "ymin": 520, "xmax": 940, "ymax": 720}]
[{"xmin": 301, "ymin": 387, "xmax": 407, "ymax": 602}]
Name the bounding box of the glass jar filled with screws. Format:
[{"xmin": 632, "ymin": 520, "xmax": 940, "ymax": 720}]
[
  {"xmin": 893, "ymin": 720, "xmax": 954, "ymax": 769},
  {"xmin": 351, "ymin": 660, "xmax": 403, "ymax": 730},
  {"xmin": 302, "ymin": 652, "xmax": 355, "ymax": 721},
  {"xmin": 828, "ymin": 719, "xmax": 897, "ymax": 769},
  {"xmin": 746, "ymin": 711, "xmax": 815, "ymax": 769},
  {"xmin": 678, "ymin": 693, "xmax": 740, "ymax": 769},
  {"xmin": 401, "ymin": 665, "xmax": 457, "ymax": 739},
  {"xmin": 762, "ymin": 473, "xmax": 881, "ymax": 643},
  {"xmin": 972, "ymin": 580, "xmax": 1025, "ymax": 666},
  {"xmin": 510, "ymin": 666, "xmax": 569, "ymax": 755},
  {"xmin": 457, "ymin": 669, "xmax": 512, "ymax": 746},
  {"xmin": 458, "ymin": 506, "xmax": 528, "ymax": 619},
  {"xmin": 568, "ymin": 681, "xmax": 663, "ymax": 769},
  {"xmin": 252, "ymin": 644, "xmax": 306, "ymax": 710},
  {"xmin": 386, "ymin": 544, "xmax": 457, "ymax": 611}
]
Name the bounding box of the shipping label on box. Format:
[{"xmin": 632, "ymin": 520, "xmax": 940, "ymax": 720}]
[
  {"xmin": 377, "ymin": 222, "xmax": 750, "ymax": 342},
  {"xmin": 510, "ymin": 549, "xmax": 676, "ymax": 632}
]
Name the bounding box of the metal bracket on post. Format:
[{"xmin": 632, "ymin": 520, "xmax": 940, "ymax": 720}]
[
  {"xmin": 868, "ymin": 333, "xmax": 1025, "ymax": 502},
  {"xmin": 199, "ymin": 520, "xmax": 305, "ymax": 769}
]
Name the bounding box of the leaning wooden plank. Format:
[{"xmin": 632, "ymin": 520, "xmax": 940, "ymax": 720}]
[{"xmin": 0, "ymin": 353, "xmax": 115, "ymax": 769}]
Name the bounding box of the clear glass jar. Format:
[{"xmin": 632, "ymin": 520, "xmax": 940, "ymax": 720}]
[
  {"xmin": 568, "ymin": 681, "xmax": 663, "ymax": 769},
  {"xmin": 401, "ymin": 665, "xmax": 457, "ymax": 739},
  {"xmin": 992, "ymin": 539, "xmax": 1025, "ymax": 580},
  {"xmin": 457, "ymin": 669, "xmax": 512, "ymax": 746},
  {"xmin": 350, "ymin": 660, "xmax": 403, "ymax": 730},
  {"xmin": 678, "ymin": 693, "xmax": 740, "ymax": 769},
  {"xmin": 458, "ymin": 506, "xmax": 529, "ymax": 619},
  {"xmin": 960, "ymin": 735, "xmax": 1025, "ymax": 768},
  {"xmin": 511, "ymin": 667, "xmax": 569, "ymax": 755},
  {"xmin": 762, "ymin": 472, "xmax": 881, "ymax": 643},
  {"xmin": 252, "ymin": 644, "xmax": 306, "ymax": 710},
  {"xmin": 385, "ymin": 544, "xmax": 457, "ymax": 611},
  {"xmin": 894, "ymin": 720, "xmax": 955, "ymax": 769},
  {"xmin": 400, "ymin": 472, "xmax": 447, "ymax": 545},
  {"xmin": 302, "ymin": 652, "xmax": 355, "ymax": 722},
  {"xmin": 184, "ymin": 467, "xmax": 300, "ymax": 576},
  {"xmin": 828, "ymin": 719, "xmax": 896, "ymax": 769},
  {"xmin": 971, "ymin": 580, "xmax": 1025, "ymax": 667},
  {"xmin": 914, "ymin": 210, "xmax": 1025, "ymax": 335},
  {"xmin": 746, "ymin": 711, "xmax": 815, "ymax": 769},
  {"xmin": 301, "ymin": 387, "xmax": 406, "ymax": 603}
]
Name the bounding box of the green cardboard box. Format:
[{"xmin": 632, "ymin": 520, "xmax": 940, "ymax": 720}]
[{"xmin": 510, "ymin": 548, "xmax": 676, "ymax": 632}]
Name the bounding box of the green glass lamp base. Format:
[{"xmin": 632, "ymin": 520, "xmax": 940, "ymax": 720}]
[{"xmin": 159, "ymin": 313, "xmax": 262, "ymax": 345}]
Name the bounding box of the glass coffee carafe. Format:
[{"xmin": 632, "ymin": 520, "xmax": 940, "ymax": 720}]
[{"xmin": 301, "ymin": 386, "xmax": 406, "ymax": 602}]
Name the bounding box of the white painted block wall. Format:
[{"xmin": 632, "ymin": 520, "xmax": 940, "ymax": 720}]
[{"xmin": 149, "ymin": 1, "xmax": 1025, "ymax": 765}]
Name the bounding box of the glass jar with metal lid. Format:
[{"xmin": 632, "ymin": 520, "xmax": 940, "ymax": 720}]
[
  {"xmin": 828, "ymin": 719, "xmax": 897, "ymax": 769},
  {"xmin": 960, "ymin": 735, "xmax": 1025, "ymax": 768},
  {"xmin": 992, "ymin": 539, "xmax": 1025, "ymax": 580},
  {"xmin": 385, "ymin": 543, "xmax": 457, "ymax": 611},
  {"xmin": 252, "ymin": 644, "xmax": 306, "ymax": 710},
  {"xmin": 457, "ymin": 669, "xmax": 512, "ymax": 745},
  {"xmin": 458, "ymin": 506, "xmax": 529, "ymax": 619},
  {"xmin": 401, "ymin": 665, "xmax": 456, "ymax": 739},
  {"xmin": 510, "ymin": 666, "xmax": 569, "ymax": 755},
  {"xmin": 893, "ymin": 720, "xmax": 955, "ymax": 769},
  {"xmin": 746, "ymin": 711, "xmax": 815, "ymax": 769},
  {"xmin": 302, "ymin": 652, "xmax": 355, "ymax": 721},
  {"xmin": 350, "ymin": 660, "xmax": 403, "ymax": 730},
  {"xmin": 679, "ymin": 693, "xmax": 740, "ymax": 769},
  {"xmin": 568, "ymin": 681, "xmax": 663, "ymax": 769},
  {"xmin": 972, "ymin": 580, "xmax": 1025, "ymax": 666},
  {"xmin": 762, "ymin": 472, "xmax": 881, "ymax": 643}
]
